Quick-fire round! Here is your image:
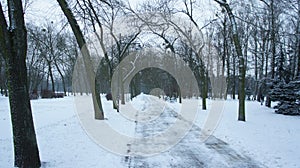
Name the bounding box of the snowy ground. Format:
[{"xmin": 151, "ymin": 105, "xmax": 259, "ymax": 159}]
[{"xmin": 0, "ymin": 94, "xmax": 299, "ymax": 167}]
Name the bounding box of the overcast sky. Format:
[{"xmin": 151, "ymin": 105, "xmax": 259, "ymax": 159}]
[
  {"xmin": 25, "ymin": 0, "xmax": 217, "ymax": 26},
  {"xmin": 25, "ymin": 0, "xmax": 140, "ymax": 22},
  {"xmin": 25, "ymin": 0, "xmax": 62, "ymax": 24}
]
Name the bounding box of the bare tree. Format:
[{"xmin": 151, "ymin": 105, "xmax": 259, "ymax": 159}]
[
  {"xmin": 27, "ymin": 22, "xmax": 73, "ymax": 96},
  {"xmin": 0, "ymin": 0, "xmax": 41, "ymax": 167},
  {"xmin": 74, "ymin": 0, "xmax": 142, "ymax": 108},
  {"xmin": 130, "ymin": 0, "xmax": 211, "ymax": 109},
  {"xmin": 27, "ymin": 24, "xmax": 45, "ymax": 94},
  {"xmin": 57, "ymin": 0, "xmax": 104, "ymax": 120},
  {"xmin": 214, "ymin": 0, "xmax": 246, "ymax": 121}
]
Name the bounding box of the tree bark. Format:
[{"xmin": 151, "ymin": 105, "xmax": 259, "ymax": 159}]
[
  {"xmin": 226, "ymin": 41, "xmax": 230, "ymax": 100},
  {"xmin": 57, "ymin": 0, "xmax": 104, "ymax": 119},
  {"xmin": 265, "ymin": 0, "xmax": 276, "ymax": 108},
  {"xmin": 214, "ymin": 0, "xmax": 246, "ymax": 121},
  {"xmin": 270, "ymin": 0, "xmax": 276, "ymax": 79},
  {"xmin": 297, "ymin": 1, "xmax": 300, "ymax": 78},
  {"xmin": 47, "ymin": 61, "xmax": 55, "ymax": 93},
  {"xmin": 254, "ymin": 28, "xmax": 258, "ymax": 101},
  {"xmin": 222, "ymin": 16, "xmax": 227, "ymax": 99},
  {"xmin": 0, "ymin": 57, "xmax": 3, "ymax": 95},
  {"xmin": 201, "ymin": 70, "xmax": 207, "ymax": 110},
  {"xmin": 203, "ymin": 70, "xmax": 208, "ymax": 109},
  {"xmin": 0, "ymin": 1, "xmax": 41, "ymax": 167},
  {"xmin": 232, "ymin": 44, "xmax": 236, "ymax": 100},
  {"xmin": 54, "ymin": 61, "xmax": 67, "ymax": 96}
]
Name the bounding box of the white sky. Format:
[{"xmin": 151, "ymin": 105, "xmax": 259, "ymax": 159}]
[
  {"xmin": 24, "ymin": 0, "xmax": 218, "ymax": 26},
  {"xmin": 25, "ymin": 0, "xmax": 140, "ymax": 21},
  {"xmin": 24, "ymin": 0, "xmax": 62, "ymax": 24}
]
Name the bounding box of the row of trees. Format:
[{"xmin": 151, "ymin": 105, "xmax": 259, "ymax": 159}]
[
  {"xmin": 61, "ymin": 0, "xmax": 300, "ymax": 122},
  {"xmin": 26, "ymin": 22, "xmax": 78, "ymax": 97},
  {"xmin": 1, "ymin": 22, "xmax": 77, "ymax": 97},
  {"xmin": 0, "ymin": 0, "xmax": 299, "ymax": 167},
  {"xmin": 1, "ymin": 0, "xmax": 295, "ymax": 115},
  {"xmin": 210, "ymin": 0, "xmax": 300, "ymax": 115}
]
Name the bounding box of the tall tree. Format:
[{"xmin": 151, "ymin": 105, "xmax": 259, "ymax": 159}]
[
  {"xmin": 57, "ymin": 0, "xmax": 104, "ymax": 120},
  {"xmin": 27, "ymin": 22, "xmax": 71, "ymax": 96},
  {"xmin": 75, "ymin": 0, "xmax": 141, "ymax": 108},
  {"xmin": 260, "ymin": 0, "xmax": 281, "ymax": 107},
  {"xmin": 214, "ymin": 0, "xmax": 246, "ymax": 121},
  {"xmin": 0, "ymin": 0, "xmax": 41, "ymax": 167}
]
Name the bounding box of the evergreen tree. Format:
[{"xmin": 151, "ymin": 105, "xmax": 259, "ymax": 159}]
[{"xmin": 270, "ymin": 77, "xmax": 300, "ymax": 115}]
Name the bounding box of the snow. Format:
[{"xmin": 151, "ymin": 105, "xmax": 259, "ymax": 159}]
[
  {"xmin": 212, "ymin": 100, "xmax": 300, "ymax": 168},
  {"xmin": 1, "ymin": 94, "xmax": 300, "ymax": 167}
]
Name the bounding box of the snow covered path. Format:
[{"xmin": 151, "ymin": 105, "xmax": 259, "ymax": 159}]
[{"xmin": 124, "ymin": 95, "xmax": 264, "ymax": 168}]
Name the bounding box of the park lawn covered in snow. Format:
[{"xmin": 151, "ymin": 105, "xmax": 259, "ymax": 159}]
[
  {"xmin": 0, "ymin": 94, "xmax": 300, "ymax": 167},
  {"xmin": 211, "ymin": 100, "xmax": 300, "ymax": 168}
]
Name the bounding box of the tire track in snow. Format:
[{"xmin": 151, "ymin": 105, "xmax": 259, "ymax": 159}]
[{"xmin": 125, "ymin": 95, "xmax": 265, "ymax": 168}]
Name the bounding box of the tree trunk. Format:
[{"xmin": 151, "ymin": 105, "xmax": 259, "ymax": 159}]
[
  {"xmin": 0, "ymin": 1, "xmax": 41, "ymax": 167},
  {"xmin": 48, "ymin": 61, "xmax": 55, "ymax": 93},
  {"xmin": 298, "ymin": 37, "xmax": 300, "ymax": 77},
  {"xmin": 84, "ymin": 0, "xmax": 117, "ymax": 110},
  {"xmin": 265, "ymin": 0, "xmax": 276, "ymax": 108},
  {"xmin": 232, "ymin": 53, "xmax": 236, "ymax": 100},
  {"xmin": 179, "ymin": 90, "xmax": 182, "ymax": 103},
  {"xmin": 120, "ymin": 69, "xmax": 125, "ymax": 105},
  {"xmin": 222, "ymin": 16, "xmax": 227, "ymax": 99},
  {"xmin": 202, "ymin": 76, "xmax": 207, "ymax": 110},
  {"xmin": 253, "ymin": 25, "xmax": 258, "ymax": 101},
  {"xmin": 0, "ymin": 57, "xmax": 3, "ymax": 95},
  {"xmin": 270, "ymin": 0, "xmax": 276, "ymax": 79},
  {"xmin": 54, "ymin": 61, "xmax": 67, "ymax": 96},
  {"xmin": 297, "ymin": 2, "xmax": 300, "ymax": 78},
  {"xmin": 57, "ymin": 0, "xmax": 104, "ymax": 119},
  {"xmin": 257, "ymin": 28, "xmax": 266, "ymax": 102},
  {"xmin": 214, "ymin": 0, "xmax": 246, "ymax": 121},
  {"xmin": 226, "ymin": 43, "xmax": 230, "ymax": 100},
  {"xmin": 203, "ymin": 71, "xmax": 208, "ymax": 109}
]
